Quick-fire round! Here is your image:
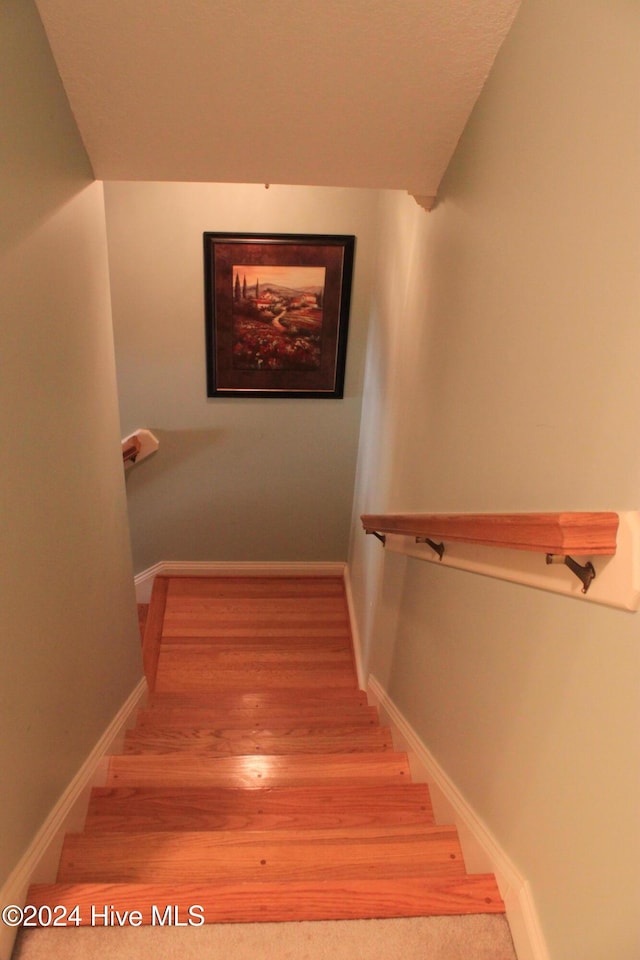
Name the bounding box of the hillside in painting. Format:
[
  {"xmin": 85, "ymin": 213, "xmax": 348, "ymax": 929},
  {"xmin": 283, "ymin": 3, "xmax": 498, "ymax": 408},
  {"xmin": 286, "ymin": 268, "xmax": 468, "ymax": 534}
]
[{"xmin": 232, "ymin": 280, "xmax": 324, "ymax": 372}]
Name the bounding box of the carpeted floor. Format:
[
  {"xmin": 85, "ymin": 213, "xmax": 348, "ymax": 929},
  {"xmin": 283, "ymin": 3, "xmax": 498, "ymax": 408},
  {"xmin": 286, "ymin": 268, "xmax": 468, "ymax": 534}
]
[{"xmin": 12, "ymin": 915, "xmax": 518, "ymax": 959}]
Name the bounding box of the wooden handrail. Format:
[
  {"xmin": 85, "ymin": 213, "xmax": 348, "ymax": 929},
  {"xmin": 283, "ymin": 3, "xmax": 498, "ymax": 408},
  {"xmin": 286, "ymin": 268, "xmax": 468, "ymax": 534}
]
[
  {"xmin": 121, "ymin": 429, "xmax": 159, "ymax": 468},
  {"xmin": 122, "ymin": 436, "xmax": 142, "ymax": 464},
  {"xmin": 361, "ymin": 512, "xmax": 619, "ymax": 556}
]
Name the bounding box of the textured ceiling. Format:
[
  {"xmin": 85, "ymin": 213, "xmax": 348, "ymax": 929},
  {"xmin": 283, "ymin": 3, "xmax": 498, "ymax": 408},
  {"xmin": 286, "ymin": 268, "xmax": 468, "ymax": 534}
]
[{"xmin": 35, "ymin": 0, "xmax": 521, "ymax": 201}]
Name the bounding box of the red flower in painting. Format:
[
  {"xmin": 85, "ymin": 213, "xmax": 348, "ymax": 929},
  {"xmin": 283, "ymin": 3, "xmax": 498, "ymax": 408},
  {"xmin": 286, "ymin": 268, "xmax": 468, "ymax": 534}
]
[{"xmin": 232, "ymin": 315, "xmax": 321, "ymax": 372}]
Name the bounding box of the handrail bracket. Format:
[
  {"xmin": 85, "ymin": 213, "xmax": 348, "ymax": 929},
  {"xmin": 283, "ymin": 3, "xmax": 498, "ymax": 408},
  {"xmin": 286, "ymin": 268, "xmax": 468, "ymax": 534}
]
[
  {"xmin": 366, "ymin": 530, "xmax": 386, "ymax": 546},
  {"xmin": 546, "ymin": 554, "xmax": 596, "ymax": 593},
  {"xmin": 416, "ymin": 537, "xmax": 445, "ymax": 560}
]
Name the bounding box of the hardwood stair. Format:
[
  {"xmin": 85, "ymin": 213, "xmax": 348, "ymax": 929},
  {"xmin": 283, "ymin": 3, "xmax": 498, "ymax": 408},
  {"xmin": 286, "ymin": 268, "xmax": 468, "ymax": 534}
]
[
  {"xmin": 137, "ymin": 603, "xmax": 148, "ymax": 641},
  {"xmin": 27, "ymin": 575, "xmax": 504, "ymax": 924}
]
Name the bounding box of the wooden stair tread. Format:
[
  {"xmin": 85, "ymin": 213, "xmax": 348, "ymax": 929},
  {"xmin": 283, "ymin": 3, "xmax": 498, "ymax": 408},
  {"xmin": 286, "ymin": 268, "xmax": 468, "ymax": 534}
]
[
  {"xmin": 164, "ymin": 594, "xmax": 349, "ymax": 607},
  {"xmin": 165, "ymin": 597, "xmax": 348, "ymax": 611},
  {"xmin": 161, "ymin": 578, "xmax": 353, "ymax": 642},
  {"xmin": 137, "ymin": 604, "xmax": 148, "ymax": 641},
  {"xmin": 85, "ymin": 783, "xmax": 434, "ymax": 832},
  {"xmin": 154, "ymin": 658, "xmax": 358, "ymax": 692},
  {"xmin": 164, "ymin": 615, "xmax": 350, "ymax": 628},
  {"xmin": 106, "ymin": 751, "xmax": 411, "ymax": 788},
  {"xmin": 27, "ymin": 875, "xmax": 504, "ymax": 922},
  {"xmin": 158, "ymin": 643, "xmax": 353, "ymax": 660},
  {"xmin": 135, "ymin": 706, "xmax": 380, "ymax": 727},
  {"xmin": 165, "ymin": 576, "xmax": 347, "ymax": 598},
  {"xmin": 138, "ymin": 688, "xmax": 377, "ymax": 726},
  {"xmin": 148, "ymin": 688, "xmax": 370, "ymax": 705},
  {"xmin": 122, "ymin": 725, "xmax": 394, "ymax": 756},
  {"xmin": 58, "ymin": 826, "xmax": 465, "ymax": 883}
]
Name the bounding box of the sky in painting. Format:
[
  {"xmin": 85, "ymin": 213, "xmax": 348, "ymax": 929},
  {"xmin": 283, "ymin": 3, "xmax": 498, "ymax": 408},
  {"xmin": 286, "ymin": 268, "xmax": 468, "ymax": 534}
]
[{"xmin": 234, "ymin": 264, "xmax": 326, "ymax": 290}]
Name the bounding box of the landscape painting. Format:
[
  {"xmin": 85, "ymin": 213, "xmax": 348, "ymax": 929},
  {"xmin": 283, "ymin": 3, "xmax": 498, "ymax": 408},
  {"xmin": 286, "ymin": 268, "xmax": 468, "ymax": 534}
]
[
  {"xmin": 231, "ymin": 264, "xmax": 326, "ymax": 372},
  {"xmin": 204, "ymin": 233, "xmax": 355, "ymax": 398}
]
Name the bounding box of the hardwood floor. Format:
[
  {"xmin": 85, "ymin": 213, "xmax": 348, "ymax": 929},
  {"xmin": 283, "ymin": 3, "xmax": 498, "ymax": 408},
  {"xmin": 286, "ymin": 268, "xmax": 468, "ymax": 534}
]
[{"xmin": 27, "ymin": 576, "xmax": 504, "ymax": 924}]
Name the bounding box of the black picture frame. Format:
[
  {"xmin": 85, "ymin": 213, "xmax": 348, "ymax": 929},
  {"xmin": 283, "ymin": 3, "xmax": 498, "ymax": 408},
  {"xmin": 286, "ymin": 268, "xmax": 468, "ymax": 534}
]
[{"xmin": 204, "ymin": 232, "xmax": 355, "ymax": 398}]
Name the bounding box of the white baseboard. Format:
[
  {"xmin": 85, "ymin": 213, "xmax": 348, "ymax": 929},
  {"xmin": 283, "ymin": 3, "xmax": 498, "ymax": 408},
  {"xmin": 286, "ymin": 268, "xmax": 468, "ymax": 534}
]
[
  {"xmin": 0, "ymin": 678, "xmax": 147, "ymax": 960},
  {"xmin": 134, "ymin": 560, "xmax": 347, "ymax": 603},
  {"xmin": 367, "ymin": 675, "xmax": 550, "ymax": 960}
]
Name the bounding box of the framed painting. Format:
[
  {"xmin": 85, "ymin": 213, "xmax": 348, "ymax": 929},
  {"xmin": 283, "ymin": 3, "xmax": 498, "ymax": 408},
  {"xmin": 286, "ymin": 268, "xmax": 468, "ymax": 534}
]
[{"xmin": 204, "ymin": 232, "xmax": 355, "ymax": 398}]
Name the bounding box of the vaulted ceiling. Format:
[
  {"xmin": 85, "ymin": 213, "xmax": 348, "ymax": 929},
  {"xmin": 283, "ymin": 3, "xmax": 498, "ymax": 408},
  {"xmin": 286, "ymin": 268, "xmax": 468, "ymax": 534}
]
[{"xmin": 35, "ymin": 0, "xmax": 521, "ymax": 206}]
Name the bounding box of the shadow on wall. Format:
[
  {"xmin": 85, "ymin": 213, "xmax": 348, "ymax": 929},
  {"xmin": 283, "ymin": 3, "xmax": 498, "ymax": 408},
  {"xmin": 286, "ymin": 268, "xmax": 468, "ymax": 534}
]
[{"xmin": 123, "ymin": 428, "xmax": 224, "ymax": 489}]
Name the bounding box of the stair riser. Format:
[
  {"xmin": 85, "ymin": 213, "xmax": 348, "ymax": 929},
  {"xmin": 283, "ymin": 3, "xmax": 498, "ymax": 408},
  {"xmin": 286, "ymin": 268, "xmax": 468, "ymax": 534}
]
[
  {"xmin": 147, "ymin": 691, "xmax": 371, "ymax": 709},
  {"xmin": 135, "ymin": 709, "xmax": 380, "ymax": 727},
  {"xmin": 161, "ymin": 629, "xmax": 352, "ymax": 641},
  {"xmin": 26, "ymin": 876, "xmax": 505, "ymax": 924}
]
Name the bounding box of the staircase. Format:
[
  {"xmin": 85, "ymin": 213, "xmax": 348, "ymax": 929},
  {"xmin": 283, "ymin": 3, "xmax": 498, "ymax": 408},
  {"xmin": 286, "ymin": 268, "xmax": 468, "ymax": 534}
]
[{"xmin": 27, "ymin": 576, "xmax": 503, "ymax": 924}]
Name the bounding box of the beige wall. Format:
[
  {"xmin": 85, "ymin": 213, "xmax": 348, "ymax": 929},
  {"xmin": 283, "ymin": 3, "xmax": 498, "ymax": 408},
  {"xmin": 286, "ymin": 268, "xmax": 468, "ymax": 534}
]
[
  {"xmin": 0, "ymin": 0, "xmax": 142, "ymax": 885},
  {"xmin": 104, "ymin": 182, "xmax": 378, "ymax": 573},
  {"xmin": 349, "ymin": 1, "xmax": 640, "ymax": 958}
]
